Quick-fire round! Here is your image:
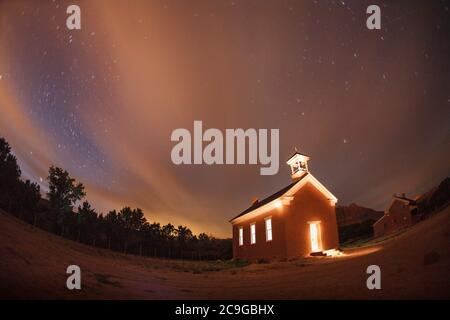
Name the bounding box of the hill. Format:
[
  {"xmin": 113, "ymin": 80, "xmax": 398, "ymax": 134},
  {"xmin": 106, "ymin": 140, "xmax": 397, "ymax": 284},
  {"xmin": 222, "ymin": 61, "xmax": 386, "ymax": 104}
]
[
  {"xmin": 336, "ymin": 203, "xmax": 384, "ymax": 227},
  {"xmin": 415, "ymin": 177, "xmax": 450, "ymax": 217},
  {"xmin": 336, "ymin": 204, "xmax": 384, "ymax": 243},
  {"xmin": 0, "ymin": 206, "xmax": 449, "ymax": 299}
]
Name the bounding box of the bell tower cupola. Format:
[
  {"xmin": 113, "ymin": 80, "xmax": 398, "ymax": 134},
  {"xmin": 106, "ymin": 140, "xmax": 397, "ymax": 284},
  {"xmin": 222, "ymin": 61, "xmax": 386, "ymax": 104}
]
[{"xmin": 286, "ymin": 151, "xmax": 310, "ymax": 180}]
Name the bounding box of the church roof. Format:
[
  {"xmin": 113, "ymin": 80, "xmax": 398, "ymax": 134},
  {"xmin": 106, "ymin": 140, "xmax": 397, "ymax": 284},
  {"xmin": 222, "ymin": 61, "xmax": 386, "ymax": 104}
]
[
  {"xmin": 229, "ymin": 173, "xmax": 309, "ymax": 222},
  {"xmin": 287, "ymin": 151, "xmax": 310, "ymax": 160}
]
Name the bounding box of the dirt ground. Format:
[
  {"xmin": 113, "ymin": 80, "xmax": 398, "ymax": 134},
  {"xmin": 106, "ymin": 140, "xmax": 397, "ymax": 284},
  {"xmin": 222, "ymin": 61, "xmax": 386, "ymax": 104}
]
[{"xmin": 0, "ymin": 207, "xmax": 449, "ymax": 299}]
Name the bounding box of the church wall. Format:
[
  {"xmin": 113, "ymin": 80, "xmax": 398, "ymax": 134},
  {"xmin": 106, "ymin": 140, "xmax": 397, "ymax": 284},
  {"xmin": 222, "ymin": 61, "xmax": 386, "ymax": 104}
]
[
  {"xmin": 232, "ymin": 208, "xmax": 286, "ymax": 260},
  {"xmin": 284, "ymin": 182, "xmax": 339, "ymax": 258},
  {"xmin": 232, "ymin": 181, "xmax": 340, "ymax": 260}
]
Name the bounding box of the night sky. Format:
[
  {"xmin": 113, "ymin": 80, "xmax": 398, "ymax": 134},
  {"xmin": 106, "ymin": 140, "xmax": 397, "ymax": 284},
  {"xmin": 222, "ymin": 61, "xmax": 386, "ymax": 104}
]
[{"xmin": 0, "ymin": 0, "xmax": 449, "ymax": 237}]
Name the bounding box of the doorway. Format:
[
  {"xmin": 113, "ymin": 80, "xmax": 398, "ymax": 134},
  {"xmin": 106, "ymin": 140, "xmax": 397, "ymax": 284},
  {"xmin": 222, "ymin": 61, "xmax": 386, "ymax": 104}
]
[{"xmin": 309, "ymin": 222, "xmax": 322, "ymax": 252}]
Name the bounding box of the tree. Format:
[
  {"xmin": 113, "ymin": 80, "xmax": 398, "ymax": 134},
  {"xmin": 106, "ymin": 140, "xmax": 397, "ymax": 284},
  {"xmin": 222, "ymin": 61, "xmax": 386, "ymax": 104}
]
[
  {"xmin": 117, "ymin": 207, "xmax": 146, "ymax": 253},
  {"xmin": 149, "ymin": 222, "xmax": 162, "ymax": 255},
  {"xmin": 198, "ymin": 232, "xmax": 210, "ymax": 241},
  {"xmin": 47, "ymin": 166, "xmax": 85, "ymax": 235},
  {"xmin": 161, "ymin": 223, "xmax": 176, "ymax": 258},
  {"xmin": 17, "ymin": 180, "xmax": 41, "ymax": 223},
  {"xmin": 0, "ymin": 138, "xmax": 233, "ymax": 261},
  {"xmin": 104, "ymin": 209, "xmax": 119, "ymax": 249},
  {"xmin": 162, "ymin": 223, "xmax": 176, "ymax": 240},
  {"xmin": 0, "ymin": 137, "xmax": 21, "ymax": 211},
  {"xmin": 140, "ymin": 221, "xmax": 162, "ymax": 257},
  {"xmin": 77, "ymin": 201, "xmax": 98, "ymax": 244},
  {"xmin": 176, "ymin": 225, "xmax": 193, "ymax": 258}
]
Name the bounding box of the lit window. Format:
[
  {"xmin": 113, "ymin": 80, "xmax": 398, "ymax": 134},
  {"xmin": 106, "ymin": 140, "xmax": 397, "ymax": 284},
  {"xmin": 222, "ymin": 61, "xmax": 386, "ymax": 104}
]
[
  {"xmin": 265, "ymin": 218, "xmax": 272, "ymax": 241},
  {"xmin": 238, "ymin": 227, "xmax": 243, "ymax": 246},
  {"xmin": 250, "ymin": 223, "xmax": 256, "ymax": 244}
]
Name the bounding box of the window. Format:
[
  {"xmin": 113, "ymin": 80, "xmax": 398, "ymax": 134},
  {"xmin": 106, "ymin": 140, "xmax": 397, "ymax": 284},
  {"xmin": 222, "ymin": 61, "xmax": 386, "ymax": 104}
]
[
  {"xmin": 265, "ymin": 217, "xmax": 272, "ymax": 241},
  {"xmin": 292, "ymin": 161, "xmax": 306, "ymax": 174},
  {"xmin": 238, "ymin": 227, "xmax": 243, "ymax": 246},
  {"xmin": 250, "ymin": 223, "xmax": 256, "ymax": 244}
]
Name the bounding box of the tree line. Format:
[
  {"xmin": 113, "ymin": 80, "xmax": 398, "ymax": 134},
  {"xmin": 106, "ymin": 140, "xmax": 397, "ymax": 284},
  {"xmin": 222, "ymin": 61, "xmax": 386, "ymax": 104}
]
[{"xmin": 0, "ymin": 137, "xmax": 232, "ymax": 260}]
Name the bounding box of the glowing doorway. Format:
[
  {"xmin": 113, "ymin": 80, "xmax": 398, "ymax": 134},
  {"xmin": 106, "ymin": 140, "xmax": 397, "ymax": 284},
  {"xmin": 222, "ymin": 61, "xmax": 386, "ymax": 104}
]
[{"xmin": 309, "ymin": 222, "xmax": 322, "ymax": 252}]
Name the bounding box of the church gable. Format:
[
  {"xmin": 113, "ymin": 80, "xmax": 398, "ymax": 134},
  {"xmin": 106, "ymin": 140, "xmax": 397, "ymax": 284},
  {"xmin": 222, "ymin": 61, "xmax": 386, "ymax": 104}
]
[
  {"xmin": 286, "ymin": 174, "xmax": 337, "ymax": 206},
  {"xmin": 230, "ymin": 152, "xmax": 338, "ymax": 223},
  {"xmin": 230, "ymin": 150, "xmax": 340, "ymax": 259}
]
